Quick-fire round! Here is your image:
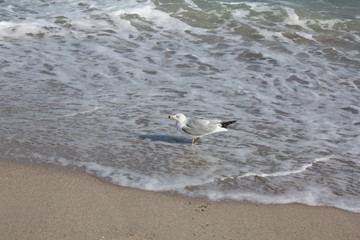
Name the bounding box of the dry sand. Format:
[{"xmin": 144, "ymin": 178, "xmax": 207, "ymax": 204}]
[{"xmin": 0, "ymin": 160, "xmax": 359, "ymax": 240}]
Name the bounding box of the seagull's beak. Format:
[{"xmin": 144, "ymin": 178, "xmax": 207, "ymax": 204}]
[{"xmin": 168, "ymin": 115, "xmax": 175, "ymax": 119}]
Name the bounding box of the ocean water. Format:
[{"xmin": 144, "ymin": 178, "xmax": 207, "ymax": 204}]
[{"xmin": 1, "ymin": 0, "xmax": 359, "ymax": 212}]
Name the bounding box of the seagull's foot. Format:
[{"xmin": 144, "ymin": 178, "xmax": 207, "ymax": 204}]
[{"xmin": 192, "ymin": 137, "xmax": 200, "ymax": 145}]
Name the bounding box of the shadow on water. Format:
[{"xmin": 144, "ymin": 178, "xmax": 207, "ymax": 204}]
[{"xmin": 138, "ymin": 134, "xmax": 190, "ymax": 144}]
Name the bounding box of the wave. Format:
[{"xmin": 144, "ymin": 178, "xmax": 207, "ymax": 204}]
[{"xmin": 217, "ymin": 156, "xmax": 331, "ymax": 181}]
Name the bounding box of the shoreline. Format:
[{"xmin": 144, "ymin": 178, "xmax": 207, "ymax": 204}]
[{"xmin": 1, "ymin": 160, "xmax": 359, "ymax": 240}]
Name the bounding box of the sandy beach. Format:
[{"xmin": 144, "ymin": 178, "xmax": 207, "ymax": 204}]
[{"xmin": 0, "ymin": 160, "xmax": 359, "ymax": 240}]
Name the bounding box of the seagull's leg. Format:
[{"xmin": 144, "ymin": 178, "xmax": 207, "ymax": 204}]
[
  {"xmin": 192, "ymin": 138, "xmax": 195, "ymax": 145},
  {"xmin": 193, "ymin": 137, "xmax": 200, "ymax": 144}
]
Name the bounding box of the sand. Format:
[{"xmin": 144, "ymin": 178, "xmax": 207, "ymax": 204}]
[{"xmin": 0, "ymin": 160, "xmax": 359, "ymax": 240}]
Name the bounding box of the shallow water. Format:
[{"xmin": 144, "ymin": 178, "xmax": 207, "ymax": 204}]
[{"xmin": 1, "ymin": 0, "xmax": 360, "ymax": 212}]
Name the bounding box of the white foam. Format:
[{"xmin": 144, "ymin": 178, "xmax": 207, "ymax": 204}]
[
  {"xmin": 111, "ymin": 3, "xmax": 193, "ymax": 34},
  {"xmin": 70, "ymin": 159, "xmax": 219, "ymax": 193},
  {"xmin": 0, "ymin": 21, "xmax": 44, "ymax": 39},
  {"xmin": 246, "ymin": 2, "xmax": 273, "ymax": 13},
  {"xmin": 184, "ymin": 0, "xmax": 202, "ymax": 11},
  {"xmin": 218, "ymin": 156, "xmax": 331, "ymax": 181},
  {"xmin": 283, "ymin": 7, "xmax": 313, "ymax": 32},
  {"xmin": 231, "ymin": 9, "xmax": 250, "ymax": 20},
  {"xmin": 295, "ymin": 31, "xmax": 314, "ymax": 40},
  {"xmin": 255, "ymin": 27, "xmax": 291, "ymax": 42}
]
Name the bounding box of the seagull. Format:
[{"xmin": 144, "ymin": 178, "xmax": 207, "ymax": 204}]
[{"xmin": 168, "ymin": 113, "xmax": 236, "ymax": 144}]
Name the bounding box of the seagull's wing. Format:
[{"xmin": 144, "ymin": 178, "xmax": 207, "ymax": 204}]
[{"xmin": 181, "ymin": 118, "xmax": 222, "ymax": 136}]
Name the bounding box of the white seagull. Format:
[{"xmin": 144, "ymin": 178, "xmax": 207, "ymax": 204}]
[{"xmin": 168, "ymin": 113, "xmax": 236, "ymax": 144}]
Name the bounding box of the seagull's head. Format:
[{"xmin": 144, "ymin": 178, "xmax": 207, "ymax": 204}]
[{"xmin": 168, "ymin": 113, "xmax": 187, "ymax": 122}]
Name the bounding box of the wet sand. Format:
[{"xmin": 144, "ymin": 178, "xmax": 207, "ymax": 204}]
[{"xmin": 0, "ymin": 160, "xmax": 359, "ymax": 240}]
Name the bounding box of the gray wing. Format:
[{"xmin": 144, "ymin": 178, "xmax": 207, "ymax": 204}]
[{"xmin": 182, "ymin": 118, "xmax": 221, "ymax": 136}]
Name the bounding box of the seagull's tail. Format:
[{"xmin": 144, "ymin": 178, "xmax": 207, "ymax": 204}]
[{"xmin": 221, "ymin": 120, "xmax": 237, "ymax": 129}]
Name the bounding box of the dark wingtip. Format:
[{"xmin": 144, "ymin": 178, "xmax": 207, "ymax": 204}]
[{"xmin": 221, "ymin": 120, "xmax": 237, "ymax": 128}]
